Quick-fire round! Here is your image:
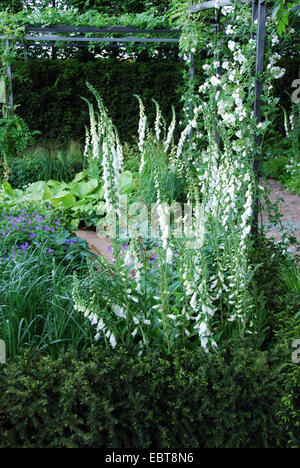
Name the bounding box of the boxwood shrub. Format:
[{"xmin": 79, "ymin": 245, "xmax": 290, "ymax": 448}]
[{"xmin": 0, "ymin": 339, "xmax": 293, "ymax": 448}]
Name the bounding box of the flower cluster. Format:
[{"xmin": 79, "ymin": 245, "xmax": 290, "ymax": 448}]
[
  {"xmin": 72, "ymin": 2, "xmax": 292, "ymax": 353},
  {"xmin": 152, "ymin": 98, "xmax": 164, "ymax": 142},
  {"xmin": 134, "ymin": 94, "xmax": 147, "ymax": 172},
  {"xmin": 285, "ymin": 157, "xmax": 300, "ymax": 177},
  {"xmin": 0, "ymin": 208, "xmax": 79, "ymax": 262},
  {"xmin": 164, "ymin": 105, "xmax": 176, "ymax": 153},
  {"xmin": 84, "ymin": 82, "xmax": 123, "ymax": 215}
]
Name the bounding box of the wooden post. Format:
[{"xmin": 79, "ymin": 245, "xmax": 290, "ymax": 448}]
[
  {"xmin": 23, "ymin": 43, "xmax": 29, "ymax": 62},
  {"xmin": 252, "ymin": 0, "xmax": 267, "ymax": 234},
  {"xmin": 190, "ymin": 51, "xmax": 195, "ymax": 82},
  {"xmin": 5, "ymin": 39, "xmax": 14, "ymax": 111}
]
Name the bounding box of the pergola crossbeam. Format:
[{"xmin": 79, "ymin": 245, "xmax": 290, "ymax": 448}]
[
  {"xmin": 17, "ymin": 41, "xmax": 177, "ymax": 49},
  {"xmin": 21, "ymin": 34, "xmax": 179, "ymax": 43},
  {"xmin": 25, "ymin": 24, "xmax": 181, "ymax": 35}
]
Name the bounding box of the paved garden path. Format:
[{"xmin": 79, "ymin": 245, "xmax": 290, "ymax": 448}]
[
  {"xmin": 74, "ymin": 229, "xmax": 114, "ymax": 263},
  {"xmin": 75, "ymin": 179, "xmax": 300, "ymax": 259},
  {"xmin": 261, "ymin": 179, "xmax": 300, "ymax": 248}
]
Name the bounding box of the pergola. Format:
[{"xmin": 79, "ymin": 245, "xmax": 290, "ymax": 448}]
[
  {"xmin": 0, "ymin": 23, "xmax": 183, "ymax": 109},
  {"xmin": 0, "ymin": 0, "xmax": 274, "ymax": 135}
]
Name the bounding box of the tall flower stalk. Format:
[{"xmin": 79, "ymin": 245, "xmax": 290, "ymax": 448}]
[
  {"xmin": 73, "ymin": 0, "xmax": 285, "ymax": 352},
  {"xmin": 134, "ymin": 94, "xmax": 147, "ymax": 173},
  {"xmin": 83, "ymin": 82, "xmax": 123, "ymax": 215}
]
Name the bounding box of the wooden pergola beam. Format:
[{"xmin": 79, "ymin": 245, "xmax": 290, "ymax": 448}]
[
  {"xmin": 24, "ymin": 34, "xmax": 180, "ymax": 43},
  {"xmin": 17, "ymin": 41, "xmax": 177, "ymax": 49},
  {"xmin": 25, "ymin": 24, "xmax": 181, "ymax": 35},
  {"xmin": 0, "ymin": 34, "xmax": 180, "ymax": 44}
]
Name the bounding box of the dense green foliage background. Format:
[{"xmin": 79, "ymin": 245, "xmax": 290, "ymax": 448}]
[
  {"xmin": 13, "ymin": 59, "xmax": 185, "ymax": 143},
  {"xmin": 11, "ymin": 53, "xmax": 298, "ymax": 146},
  {"xmin": 0, "ymin": 341, "xmax": 294, "ymax": 448},
  {"xmin": 0, "ymin": 0, "xmax": 171, "ymax": 15}
]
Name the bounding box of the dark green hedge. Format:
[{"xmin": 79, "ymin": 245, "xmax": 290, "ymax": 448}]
[
  {"xmin": 11, "ymin": 53, "xmax": 298, "ymax": 147},
  {"xmin": 0, "ymin": 340, "xmax": 293, "ymax": 448},
  {"xmin": 12, "ymin": 59, "xmax": 185, "ymax": 143}
]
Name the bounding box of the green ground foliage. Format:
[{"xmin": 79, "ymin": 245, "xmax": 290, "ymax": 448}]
[{"xmin": 0, "ymin": 340, "xmax": 292, "ymax": 448}]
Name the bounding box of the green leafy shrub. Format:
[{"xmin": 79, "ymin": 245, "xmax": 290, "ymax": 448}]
[
  {"xmin": 275, "ymin": 312, "xmax": 300, "ymax": 447},
  {"xmin": 284, "ymin": 175, "xmax": 300, "ymax": 195},
  {"xmin": 0, "ymin": 111, "xmax": 39, "ymax": 180},
  {"xmin": 278, "ymin": 361, "xmax": 300, "ymax": 448},
  {"xmin": 6, "ymin": 141, "xmax": 84, "ymax": 188},
  {"xmin": 0, "ymin": 112, "xmax": 37, "ymax": 160},
  {"xmin": 262, "ymin": 104, "xmax": 300, "ymax": 195},
  {"xmin": 0, "ymin": 340, "xmax": 290, "ymax": 448},
  {"xmin": 261, "ymin": 155, "xmax": 288, "ymax": 180},
  {"xmin": 1, "ymin": 168, "xmax": 136, "ymax": 229}
]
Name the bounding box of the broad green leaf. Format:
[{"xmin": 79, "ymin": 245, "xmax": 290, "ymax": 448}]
[
  {"xmin": 272, "ymin": 3, "xmax": 282, "ymax": 20},
  {"xmin": 14, "ymin": 189, "xmax": 24, "ymax": 198},
  {"xmin": 50, "ymin": 189, "xmax": 70, "ymax": 199},
  {"xmin": 51, "ymin": 193, "xmax": 76, "ymax": 209},
  {"xmin": 72, "ymin": 171, "xmax": 86, "ymax": 183},
  {"xmin": 47, "ymin": 179, "xmax": 64, "ymax": 188},
  {"xmin": 119, "ymin": 170, "xmax": 135, "ymax": 194},
  {"xmin": 70, "ymin": 179, "xmax": 99, "ymax": 197},
  {"xmin": 3, "ymin": 181, "xmax": 17, "ymax": 198},
  {"xmin": 27, "ymin": 181, "xmax": 51, "ymax": 200},
  {"xmin": 70, "ymin": 218, "xmax": 80, "ymax": 229}
]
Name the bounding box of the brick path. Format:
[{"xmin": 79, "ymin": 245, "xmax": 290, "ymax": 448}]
[
  {"xmin": 75, "ymin": 178, "xmax": 300, "ymax": 258},
  {"xmin": 261, "ymin": 179, "xmax": 300, "ymax": 249},
  {"xmin": 74, "ymin": 229, "xmax": 114, "ymax": 263}
]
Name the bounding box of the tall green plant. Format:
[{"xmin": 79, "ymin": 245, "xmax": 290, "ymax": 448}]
[{"xmin": 0, "ymin": 109, "xmax": 38, "ymax": 180}]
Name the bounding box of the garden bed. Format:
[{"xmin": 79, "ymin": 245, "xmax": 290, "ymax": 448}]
[{"xmin": 0, "ymin": 0, "xmax": 299, "ymax": 450}]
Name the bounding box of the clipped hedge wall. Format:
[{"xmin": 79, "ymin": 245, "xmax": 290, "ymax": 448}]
[
  {"xmin": 0, "ymin": 340, "xmax": 292, "ymax": 448},
  {"xmin": 12, "ymin": 59, "xmax": 185, "ymax": 143},
  {"xmin": 11, "ymin": 53, "xmax": 298, "ymax": 146}
]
